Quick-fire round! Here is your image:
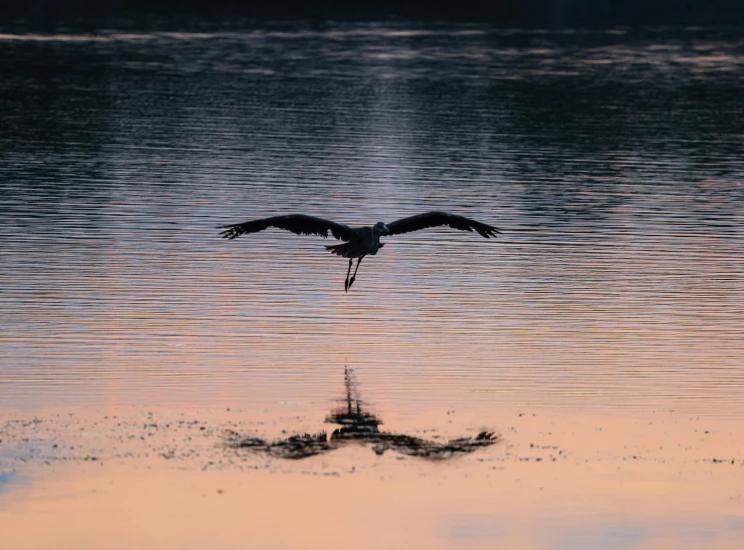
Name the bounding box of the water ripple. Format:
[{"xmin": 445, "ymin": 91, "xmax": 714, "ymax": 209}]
[{"xmin": 1, "ymin": 24, "xmax": 742, "ymax": 415}]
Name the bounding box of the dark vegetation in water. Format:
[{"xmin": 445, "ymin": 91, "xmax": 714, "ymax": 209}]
[
  {"xmin": 224, "ymin": 367, "xmax": 498, "ymax": 460},
  {"xmin": 8, "ymin": 0, "xmax": 744, "ymax": 28}
]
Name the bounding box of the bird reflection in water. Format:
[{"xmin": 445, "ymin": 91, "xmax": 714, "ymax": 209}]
[{"xmin": 225, "ymin": 367, "xmax": 497, "ymax": 460}]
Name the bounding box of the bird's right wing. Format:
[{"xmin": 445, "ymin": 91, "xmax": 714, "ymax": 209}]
[
  {"xmin": 386, "ymin": 211, "xmax": 501, "ymax": 238},
  {"xmin": 219, "ymin": 214, "xmax": 353, "ymax": 241}
]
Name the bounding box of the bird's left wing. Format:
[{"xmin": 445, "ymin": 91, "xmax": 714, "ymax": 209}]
[
  {"xmin": 219, "ymin": 214, "xmax": 353, "ymax": 241},
  {"xmin": 386, "ymin": 211, "xmax": 501, "ymax": 238}
]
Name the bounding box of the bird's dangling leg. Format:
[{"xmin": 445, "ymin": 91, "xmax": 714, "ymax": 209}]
[
  {"xmin": 348, "ymin": 256, "xmax": 364, "ymax": 290},
  {"xmin": 344, "ymin": 258, "xmax": 353, "ymax": 293}
]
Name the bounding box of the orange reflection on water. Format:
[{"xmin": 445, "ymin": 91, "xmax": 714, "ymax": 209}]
[{"xmin": 2, "ymin": 408, "xmax": 744, "ymax": 549}]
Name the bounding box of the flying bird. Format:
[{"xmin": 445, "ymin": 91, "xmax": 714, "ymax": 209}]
[{"xmin": 219, "ymin": 211, "xmax": 500, "ymax": 292}]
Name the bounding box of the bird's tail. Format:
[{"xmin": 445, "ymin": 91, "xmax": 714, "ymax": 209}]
[
  {"xmin": 325, "ymin": 242, "xmax": 384, "ymax": 258},
  {"xmin": 325, "ymin": 243, "xmax": 352, "ymax": 257}
]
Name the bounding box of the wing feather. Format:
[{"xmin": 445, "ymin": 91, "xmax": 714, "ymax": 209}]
[
  {"xmin": 219, "ymin": 214, "xmax": 353, "ymax": 241},
  {"xmin": 386, "ymin": 211, "xmax": 500, "ymax": 238}
]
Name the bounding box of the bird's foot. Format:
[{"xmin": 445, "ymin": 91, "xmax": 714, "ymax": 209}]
[
  {"xmin": 348, "ymin": 276, "xmax": 356, "ymax": 289},
  {"xmin": 344, "ymin": 279, "xmax": 349, "ymax": 293}
]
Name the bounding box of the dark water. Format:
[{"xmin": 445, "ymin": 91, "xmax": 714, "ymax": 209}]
[{"xmin": 1, "ymin": 24, "xmax": 743, "ymax": 413}]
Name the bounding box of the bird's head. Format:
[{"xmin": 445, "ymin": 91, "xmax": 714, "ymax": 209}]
[{"xmin": 374, "ymin": 221, "xmax": 391, "ymax": 236}]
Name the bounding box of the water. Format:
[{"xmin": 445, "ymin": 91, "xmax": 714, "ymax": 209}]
[
  {"xmin": 1, "ymin": 22, "xmax": 744, "ymax": 549},
  {"xmin": 1, "ymin": 24, "xmax": 742, "ymax": 414}
]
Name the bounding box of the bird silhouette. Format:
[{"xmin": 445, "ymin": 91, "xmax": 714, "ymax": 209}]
[{"xmin": 219, "ymin": 211, "xmax": 500, "ymax": 292}]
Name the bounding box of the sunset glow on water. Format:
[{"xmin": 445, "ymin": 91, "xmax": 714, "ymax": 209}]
[{"xmin": 1, "ymin": 23, "xmax": 743, "ymax": 549}]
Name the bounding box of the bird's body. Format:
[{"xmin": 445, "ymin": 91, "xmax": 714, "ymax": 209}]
[
  {"xmin": 219, "ymin": 211, "xmax": 500, "ymax": 291},
  {"xmin": 325, "ymin": 226, "xmax": 385, "ymax": 259}
]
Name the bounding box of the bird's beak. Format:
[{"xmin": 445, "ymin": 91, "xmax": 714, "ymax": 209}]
[{"xmin": 382, "ymin": 224, "xmax": 391, "ymax": 236}]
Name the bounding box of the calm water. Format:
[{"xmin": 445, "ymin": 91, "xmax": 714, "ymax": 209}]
[
  {"xmin": 1, "ymin": 24, "xmax": 743, "ymax": 416},
  {"xmin": 2, "ymin": 22, "xmax": 744, "ymax": 550}
]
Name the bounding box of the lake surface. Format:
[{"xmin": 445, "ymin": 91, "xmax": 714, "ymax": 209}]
[{"xmin": 1, "ymin": 22, "xmax": 743, "ymax": 549}]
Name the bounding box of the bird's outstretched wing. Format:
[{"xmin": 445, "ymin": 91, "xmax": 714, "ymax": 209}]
[
  {"xmin": 219, "ymin": 214, "xmax": 353, "ymax": 241},
  {"xmin": 386, "ymin": 211, "xmax": 501, "ymax": 238}
]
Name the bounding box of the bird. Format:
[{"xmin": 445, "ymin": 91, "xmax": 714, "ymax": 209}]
[{"xmin": 219, "ymin": 211, "xmax": 500, "ymax": 292}]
